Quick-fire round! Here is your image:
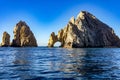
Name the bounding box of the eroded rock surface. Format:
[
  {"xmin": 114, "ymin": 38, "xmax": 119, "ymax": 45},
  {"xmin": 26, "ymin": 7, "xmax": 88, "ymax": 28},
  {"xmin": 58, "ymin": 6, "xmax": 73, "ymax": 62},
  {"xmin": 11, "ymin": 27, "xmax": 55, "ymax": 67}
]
[
  {"xmin": 1, "ymin": 32, "xmax": 10, "ymax": 47},
  {"xmin": 11, "ymin": 21, "xmax": 38, "ymax": 47},
  {"xmin": 48, "ymin": 11, "xmax": 120, "ymax": 48}
]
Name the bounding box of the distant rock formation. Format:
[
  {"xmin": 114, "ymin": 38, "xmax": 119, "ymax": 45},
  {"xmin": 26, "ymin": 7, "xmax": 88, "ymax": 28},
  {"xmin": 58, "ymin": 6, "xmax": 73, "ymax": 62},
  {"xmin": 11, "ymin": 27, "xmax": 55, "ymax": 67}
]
[
  {"xmin": 48, "ymin": 11, "xmax": 120, "ymax": 48},
  {"xmin": 1, "ymin": 32, "xmax": 10, "ymax": 47},
  {"xmin": 11, "ymin": 21, "xmax": 38, "ymax": 47}
]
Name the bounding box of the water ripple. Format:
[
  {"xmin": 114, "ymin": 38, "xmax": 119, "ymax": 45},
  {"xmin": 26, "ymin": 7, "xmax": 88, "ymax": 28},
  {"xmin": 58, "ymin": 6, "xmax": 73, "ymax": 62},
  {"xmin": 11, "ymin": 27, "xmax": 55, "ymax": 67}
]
[{"xmin": 0, "ymin": 47, "xmax": 120, "ymax": 79}]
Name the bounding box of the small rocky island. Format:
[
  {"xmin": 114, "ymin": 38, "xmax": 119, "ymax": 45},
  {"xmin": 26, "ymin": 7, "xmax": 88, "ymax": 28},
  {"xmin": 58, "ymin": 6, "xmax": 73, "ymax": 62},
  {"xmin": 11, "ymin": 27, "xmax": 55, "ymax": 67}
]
[
  {"xmin": 1, "ymin": 32, "xmax": 10, "ymax": 47},
  {"xmin": 48, "ymin": 11, "xmax": 120, "ymax": 48},
  {"xmin": 1, "ymin": 21, "xmax": 38, "ymax": 47},
  {"xmin": 11, "ymin": 21, "xmax": 38, "ymax": 47}
]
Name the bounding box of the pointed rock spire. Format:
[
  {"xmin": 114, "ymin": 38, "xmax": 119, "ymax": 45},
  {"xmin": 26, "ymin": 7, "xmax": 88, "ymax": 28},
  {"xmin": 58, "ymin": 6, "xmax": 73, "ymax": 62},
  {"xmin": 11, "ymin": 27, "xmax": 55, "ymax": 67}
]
[
  {"xmin": 1, "ymin": 31, "xmax": 10, "ymax": 47},
  {"xmin": 69, "ymin": 16, "xmax": 75, "ymax": 24}
]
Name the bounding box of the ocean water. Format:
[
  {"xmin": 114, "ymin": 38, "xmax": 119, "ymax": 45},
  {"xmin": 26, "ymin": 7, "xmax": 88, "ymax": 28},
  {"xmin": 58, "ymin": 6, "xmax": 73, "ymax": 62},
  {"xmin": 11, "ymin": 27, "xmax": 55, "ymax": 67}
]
[{"xmin": 0, "ymin": 47, "xmax": 120, "ymax": 80}]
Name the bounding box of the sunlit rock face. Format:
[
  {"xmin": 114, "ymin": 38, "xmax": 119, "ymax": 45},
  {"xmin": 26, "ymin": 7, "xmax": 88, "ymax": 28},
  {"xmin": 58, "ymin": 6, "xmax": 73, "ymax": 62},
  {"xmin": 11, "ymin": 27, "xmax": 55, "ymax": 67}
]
[
  {"xmin": 11, "ymin": 21, "xmax": 38, "ymax": 47},
  {"xmin": 48, "ymin": 11, "xmax": 120, "ymax": 48},
  {"xmin": 48, "ymin": 32, "xmax": 58, "ymax": 47},
  {"xmin": 1, "ymin": 32, "xmax": 10, "ymax": 47}
]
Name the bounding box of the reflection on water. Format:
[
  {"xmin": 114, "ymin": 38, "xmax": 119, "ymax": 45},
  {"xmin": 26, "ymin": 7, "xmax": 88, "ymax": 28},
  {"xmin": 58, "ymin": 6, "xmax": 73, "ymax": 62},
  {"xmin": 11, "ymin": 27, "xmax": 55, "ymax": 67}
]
[{"xmin": 0, "ymin": 47, "xmax": 120, "ymax": 79}]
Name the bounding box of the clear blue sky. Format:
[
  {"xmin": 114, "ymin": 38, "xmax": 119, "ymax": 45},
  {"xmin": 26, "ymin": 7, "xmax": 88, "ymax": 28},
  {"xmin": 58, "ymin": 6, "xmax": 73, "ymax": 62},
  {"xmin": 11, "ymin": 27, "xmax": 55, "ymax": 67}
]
[{"xmin": 0, "ymin": 0, "xmax": 120, "ymax": 46}]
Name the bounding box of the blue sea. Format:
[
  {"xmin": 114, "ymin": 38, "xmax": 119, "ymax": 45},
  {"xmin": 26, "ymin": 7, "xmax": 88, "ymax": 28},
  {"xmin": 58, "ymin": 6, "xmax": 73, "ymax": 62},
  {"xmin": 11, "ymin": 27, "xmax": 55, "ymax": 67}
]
[{"xmin": 0, "ymin": 47, "xmax": 120, "ymax": 80}]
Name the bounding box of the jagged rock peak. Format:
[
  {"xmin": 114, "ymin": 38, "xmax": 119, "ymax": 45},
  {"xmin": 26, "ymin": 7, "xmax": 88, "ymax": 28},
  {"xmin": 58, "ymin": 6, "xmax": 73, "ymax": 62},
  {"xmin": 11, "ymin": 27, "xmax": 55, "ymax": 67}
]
[
  {"xmin": 48, "ymin": 11, "xmax": 120, "ymax": 48},
  {"xmin": 77, "ymin": 11, "xmax": 96, "ymax": 20},
  {"xmin": 11, "ymin": 21, "xmax": 38, "ymax": 47},
  {"xmin": 1, "ymin": 31, "xmax": 10, "ymax": 47},
  {"xmin": 69, "ymin": 16, "xmax": 75, "ymax": 24},
  {"xmin": 16, "ymin": 21, "xmax": 28, "ymax": 27}
]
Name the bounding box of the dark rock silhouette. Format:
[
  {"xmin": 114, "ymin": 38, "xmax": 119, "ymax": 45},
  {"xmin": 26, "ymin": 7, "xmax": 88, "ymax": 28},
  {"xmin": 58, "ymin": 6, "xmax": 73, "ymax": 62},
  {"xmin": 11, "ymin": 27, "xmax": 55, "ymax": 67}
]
[
  {"xmin": 48, "ymin": 11, "xmax": 120, "ymax": 48},
  {"xmin": 11, "ymin": 21, "xmax": 38, "ymax": 47}
]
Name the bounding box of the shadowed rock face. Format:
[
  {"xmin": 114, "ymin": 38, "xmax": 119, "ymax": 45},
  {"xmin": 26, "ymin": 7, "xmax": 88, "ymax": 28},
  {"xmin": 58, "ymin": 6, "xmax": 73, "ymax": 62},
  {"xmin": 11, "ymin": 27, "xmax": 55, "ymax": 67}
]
[
  {"xmin": 11, "ymin": 21, "xmax": 38, "ymax": 47},
  {"xmin": 1, "ymin": 32, "xmax": 10, "ymax": 47},
  {"xmin": 48, "ymin": 11, "xmax": 120, "ymax": 48}
]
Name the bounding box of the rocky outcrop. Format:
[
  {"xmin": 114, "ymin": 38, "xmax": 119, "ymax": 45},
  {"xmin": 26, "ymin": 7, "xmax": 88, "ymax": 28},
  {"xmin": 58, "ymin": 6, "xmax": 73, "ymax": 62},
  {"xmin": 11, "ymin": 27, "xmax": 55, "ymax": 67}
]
[
  {"xmin": 48, "ymin": 32, "xmax": 58, "ymax": 47},
  {"xmin": 11, "ymin": 21, "xmax": 38, "ymax": 47},
  {"xmin": 48, "ymin": 11, "xmax": 120, "ymax": 48},
  {"xmin": 1, "ymin": 32, "xmax": 10, "ymax": 47}
]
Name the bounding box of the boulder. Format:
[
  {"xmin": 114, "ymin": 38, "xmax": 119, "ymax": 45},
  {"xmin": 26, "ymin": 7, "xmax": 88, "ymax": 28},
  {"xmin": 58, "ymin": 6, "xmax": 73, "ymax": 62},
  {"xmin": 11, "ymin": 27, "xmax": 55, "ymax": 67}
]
[
  {"xmin": 11, "ymin": 21, "xmax": 38, "ymax": 47},
  {"xmin": 48, "ymin": 11, "xmax": 120, "ymax": 48},
  {"xmin": 1, "ymin": 32, "xmax": 10, "ymax": 47}
]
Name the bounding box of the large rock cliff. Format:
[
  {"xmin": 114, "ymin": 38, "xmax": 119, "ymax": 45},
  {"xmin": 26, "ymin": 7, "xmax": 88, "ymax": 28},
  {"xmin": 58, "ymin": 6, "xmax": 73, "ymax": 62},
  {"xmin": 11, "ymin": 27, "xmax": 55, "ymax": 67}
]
[
  {"xmin": 48, "ymin": 11, "xmax": 120, "ymax": 48},
  {"xmin": 1, "ymin": 32, "xmax": 10, "ymax": 47},
  {"xmin": 11, "ymin": 21, "xmax": 38, "ymax": 47}
]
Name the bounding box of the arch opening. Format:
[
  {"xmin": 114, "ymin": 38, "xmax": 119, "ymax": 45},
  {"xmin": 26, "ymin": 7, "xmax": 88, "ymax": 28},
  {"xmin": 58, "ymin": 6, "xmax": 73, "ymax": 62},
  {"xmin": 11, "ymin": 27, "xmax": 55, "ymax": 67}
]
[{"xmin": 54, "ymin": 41, "xmax": 61, "ymax": 47}]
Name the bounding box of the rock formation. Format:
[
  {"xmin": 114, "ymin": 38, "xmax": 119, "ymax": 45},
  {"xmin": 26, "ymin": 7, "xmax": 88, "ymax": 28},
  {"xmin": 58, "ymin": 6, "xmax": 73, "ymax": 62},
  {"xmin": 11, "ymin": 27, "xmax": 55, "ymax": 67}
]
[
  {"xmin": 1, "ymin": 32, "xmax": 10, "ymax": 47},
  {"xmin": 48, "ymin": 11, "xmax": 120, "ymax": 48},
  {"xmin": 48, "ymin": 32, "xmax": 58, "ymax": 47},
  {"xmin": 11, "ymin": 21, "xmax": 38, "ymax": 47}
]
